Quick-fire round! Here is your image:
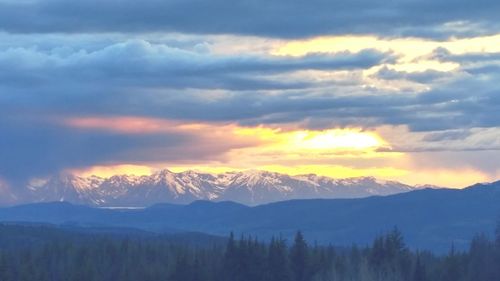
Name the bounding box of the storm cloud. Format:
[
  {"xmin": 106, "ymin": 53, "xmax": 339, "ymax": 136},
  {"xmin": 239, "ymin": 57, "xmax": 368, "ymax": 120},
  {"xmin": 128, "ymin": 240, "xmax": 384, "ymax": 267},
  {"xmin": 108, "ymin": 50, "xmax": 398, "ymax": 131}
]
[
  {"xmin": 0, "ymin": 40, "xmax": 390, "ymax": 91},
  {"xmin": 1, "ymin": 0, "xmax": 500, "ymax": 39},
  {"xmin": 0, "ymin": 0, "xmax": 500, "ymax": 186}
]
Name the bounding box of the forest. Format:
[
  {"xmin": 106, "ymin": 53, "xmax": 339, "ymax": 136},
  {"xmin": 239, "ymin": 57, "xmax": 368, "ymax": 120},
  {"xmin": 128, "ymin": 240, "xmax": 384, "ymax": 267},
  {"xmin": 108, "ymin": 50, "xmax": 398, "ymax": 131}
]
[{"xmin": 0, "ymin": 224, "xmax": 499, "ymax": 281}]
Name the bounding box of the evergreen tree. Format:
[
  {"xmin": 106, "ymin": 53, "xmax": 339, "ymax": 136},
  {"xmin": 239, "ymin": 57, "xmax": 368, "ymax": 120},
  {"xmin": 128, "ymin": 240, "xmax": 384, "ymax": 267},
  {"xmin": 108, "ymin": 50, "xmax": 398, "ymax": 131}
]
[
  {"xmin": 412, "ymin": 254, "xmax": 426, "ymax": 281},
  {"xmin": 267, "ymin": 237, "xmax": 291, "ymax": 281},
  {"xmin": 223, "ymin": 232, "xmax": 239, "ymax": 281},
  {"xmin": 191, "ymin": 256, "xmax": 204, "ymax": 281},
  {"xmin": 495, "ymin": 219, "xmax": 500, "ymax": 249},
  {"xmin": 467, "ymin": 234, "xmax": 496, "ymax": 281},
  {"xmin": 385, "ymin": 227, "xmax": 406, "ymax": 258},
  {"xmin": 496, "ymin": 220, "xmax": 500, "ymax": 281},
  {"xmin": 369, "ymin": 236, "xmax": 386, "ymax": 269},
  {"xmin": 442, "ymin": 244, "xmax": 463, "ymax": 281},
  {"xmin": 2, "ymin": 224, "xmax": 500, "ymax": 281},
  {"xmin": 290, "ymin": 231, "xmax": 309, "ymax": 281},
  {"xmin": 0, "ymin": 251, "xmax": 10, "ymax": 281}
]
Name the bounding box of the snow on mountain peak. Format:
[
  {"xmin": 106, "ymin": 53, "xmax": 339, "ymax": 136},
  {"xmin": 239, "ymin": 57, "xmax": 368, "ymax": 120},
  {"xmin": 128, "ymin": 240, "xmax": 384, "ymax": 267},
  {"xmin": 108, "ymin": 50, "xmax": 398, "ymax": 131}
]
[
  {"xmin": 229, "ymin": 170, "xmax": 285, "ymax": 187},
  {"xmin": 44, "ymin": 174, "xmax": 103, "ymax": 191},
  {"xmin": 15, "ymin": 169, "xmax": 429, "ymax": 207}
]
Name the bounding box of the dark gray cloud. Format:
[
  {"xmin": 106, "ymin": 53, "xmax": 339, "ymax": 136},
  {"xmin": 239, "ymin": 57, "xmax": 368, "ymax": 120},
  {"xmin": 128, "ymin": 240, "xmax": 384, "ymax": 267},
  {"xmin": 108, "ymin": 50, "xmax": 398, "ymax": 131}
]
[
  {"xmin": 0, "ymin": 114, "xmax": 252, "ymax": 184},
  {"xmin": 0, "ymin": 37, "xmax": 498, "ymax": 134},
  {"xmin": 432, "ymin": 47, "xmax": 500, "ymax": 63},
  {"xmin": 0, "ymin": 0, "xmax": 500, "ymax": 39},
  {"xmin": 0, "ymin": 40, "xmax": 390, "ymax": 91},
  {"xmin": 375, "ymin": 66, "xmax": 451, "ymax": 83},
  {"xmin": 1, "ymin": 37, "xmax": 500, "ymax": 183},
  {"xmin": 1, "ymin": 75, "xmax": 499, "ymax": 183},
  {"xmin": 422, "ymin": 130, "xmax": 472, "ymax": 142},
  {"xmin": 429, "ymin": 47, "xmax": 500, "ymax": 75},
  {"xmin": 464, "ymin": 64, "xmax": 500, "ymax": 75},
  {"xmin": 0, "ymin": 0, "xmax": 498, "ymax": 186},
  {"xmin": 0, "ymin": 116, "xmax": 177, "ymax": 182},
  {"xmin": 3, "ymin": 73, "xmax": 499, "ymax": 132}
]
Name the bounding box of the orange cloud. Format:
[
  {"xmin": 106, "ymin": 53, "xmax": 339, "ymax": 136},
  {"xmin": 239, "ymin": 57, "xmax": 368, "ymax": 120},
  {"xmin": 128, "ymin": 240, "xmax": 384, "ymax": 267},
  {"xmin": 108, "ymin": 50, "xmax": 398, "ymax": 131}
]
[
  {"xmin": 64, "ymin": 116, "xmax": 499, "ymax": 187},
  {"xmin": 63, "ymin": 116, "xmax": 264, "ymax": 150},
  {"xmin": 64, "ymin": 116, "xmax": 183, "ymax": 134},
  {"xmin": 68, "ymin": 118, "xmax": 402, "ymax": 180}
]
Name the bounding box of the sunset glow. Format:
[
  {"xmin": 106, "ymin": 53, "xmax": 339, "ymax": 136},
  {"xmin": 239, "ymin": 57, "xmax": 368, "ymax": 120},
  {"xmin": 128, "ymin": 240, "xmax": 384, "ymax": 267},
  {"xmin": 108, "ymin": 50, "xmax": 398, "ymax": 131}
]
[
  {"xmin": 291, "ymin": 130, "xmax": 382, "ymax": 150},
  {"xmin": 1, "ymin": 1, "xmax": 499, "ymax": 189},
  {"xmin": 65, "ymin": 118, "xmax": 493, "ymax": 188},
  {"xmin": 73, "ymin": 165, "xmax": 154, "ymax": 178},
  {"xmin": 2, "ymin": 1, "xmax": 500, "ymax": 277}
]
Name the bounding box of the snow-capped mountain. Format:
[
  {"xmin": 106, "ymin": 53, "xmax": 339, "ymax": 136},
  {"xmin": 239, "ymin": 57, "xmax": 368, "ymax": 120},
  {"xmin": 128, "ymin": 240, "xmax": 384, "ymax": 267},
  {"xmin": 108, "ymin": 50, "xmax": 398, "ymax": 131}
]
[{"xmin": 13, "ymin": 169, "xmax": 426, "ymax": 206}]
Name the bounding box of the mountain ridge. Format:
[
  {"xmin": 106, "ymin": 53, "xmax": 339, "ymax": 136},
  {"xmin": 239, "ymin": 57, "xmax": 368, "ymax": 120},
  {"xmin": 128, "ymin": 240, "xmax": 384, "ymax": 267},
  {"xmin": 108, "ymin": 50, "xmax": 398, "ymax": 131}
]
[
  {"xmin": 0, "ymin": 181, "xmax": 498, "ymax": 252},
  {"xmin": 4, "ymin": 169, "xmax": 437, "ymax": 207}
]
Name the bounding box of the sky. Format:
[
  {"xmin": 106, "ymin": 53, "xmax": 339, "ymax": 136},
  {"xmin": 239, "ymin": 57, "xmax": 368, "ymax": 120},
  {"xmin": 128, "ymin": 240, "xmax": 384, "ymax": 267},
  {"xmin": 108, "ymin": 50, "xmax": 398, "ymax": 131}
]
[{"xmin": 1, "ymin": 0, "xmax": 500, "ymax": 188}]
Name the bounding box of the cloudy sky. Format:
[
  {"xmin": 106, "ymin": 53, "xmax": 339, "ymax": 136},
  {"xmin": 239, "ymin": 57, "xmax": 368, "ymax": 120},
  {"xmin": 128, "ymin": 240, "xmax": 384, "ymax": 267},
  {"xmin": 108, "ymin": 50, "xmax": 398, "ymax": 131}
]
[{"xmin": 1, "ymin": 0, "xmax": 500, "ymax": 188}]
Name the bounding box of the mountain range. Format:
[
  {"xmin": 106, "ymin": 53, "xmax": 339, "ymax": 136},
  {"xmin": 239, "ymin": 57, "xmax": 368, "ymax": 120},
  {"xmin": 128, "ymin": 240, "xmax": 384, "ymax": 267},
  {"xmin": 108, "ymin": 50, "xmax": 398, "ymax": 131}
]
[
  {"xmin": 0, "ymin": 180, "xmax": 498, "ymax": 252},
  {"xmin": 2, "ymin": 169, "xmax": 430, "ymax": 206}
]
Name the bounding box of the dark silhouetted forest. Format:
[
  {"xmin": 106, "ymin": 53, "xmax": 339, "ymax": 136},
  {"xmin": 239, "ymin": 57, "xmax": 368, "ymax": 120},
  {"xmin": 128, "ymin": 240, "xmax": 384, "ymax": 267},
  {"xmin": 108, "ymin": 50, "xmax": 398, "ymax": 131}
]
[{"xmin": 0, "ymin": 224, "xmax": 499, "ymax": 281}]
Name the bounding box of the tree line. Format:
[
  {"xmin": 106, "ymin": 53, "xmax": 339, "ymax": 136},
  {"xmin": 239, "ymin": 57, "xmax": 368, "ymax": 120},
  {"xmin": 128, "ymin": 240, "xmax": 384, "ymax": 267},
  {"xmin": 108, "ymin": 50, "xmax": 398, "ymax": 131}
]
[{"xmin": 0, "ymin": 224, "xmax": 499, "ymax": 281}]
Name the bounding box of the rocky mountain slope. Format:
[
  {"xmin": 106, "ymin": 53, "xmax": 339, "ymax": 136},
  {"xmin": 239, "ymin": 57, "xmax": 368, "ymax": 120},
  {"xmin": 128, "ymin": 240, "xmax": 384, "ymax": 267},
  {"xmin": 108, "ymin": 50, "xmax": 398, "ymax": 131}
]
[{"xmin": 7, "ymin": 169, "xmax": 426, "ymax": 206}]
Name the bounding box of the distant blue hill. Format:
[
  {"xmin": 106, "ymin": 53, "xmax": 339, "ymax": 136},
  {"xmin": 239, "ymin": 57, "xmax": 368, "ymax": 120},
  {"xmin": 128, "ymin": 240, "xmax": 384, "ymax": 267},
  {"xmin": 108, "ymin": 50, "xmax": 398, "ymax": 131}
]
[{"xmin": 0, "ymin": 180, "xmax": 499, "ymax": 253}]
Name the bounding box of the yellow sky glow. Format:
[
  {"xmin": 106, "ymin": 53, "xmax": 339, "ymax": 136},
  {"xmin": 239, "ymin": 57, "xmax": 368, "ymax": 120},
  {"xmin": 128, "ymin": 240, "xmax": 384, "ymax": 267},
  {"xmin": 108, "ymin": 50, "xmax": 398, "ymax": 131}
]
[
  {"xmin": 71, "ymin": 121, "xmax": 417, "ymax": 183},
  {"xmin": 272, "ymin": 34, "xmax": 500, "ymax": 74},
  {"xmin": 234, "ymin": 127, "xmax": 387, "ymax": 152},
  {"xmin": 67, "ymin": 117, "xmax": 495, "ymax": 187},
  {"xmin": 274, "ymin": 34, "xmax": 500, "ymax": 58},
  {"xmin": 74, "ymin": 162, "xmax": 492, "ymax": 188}
]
